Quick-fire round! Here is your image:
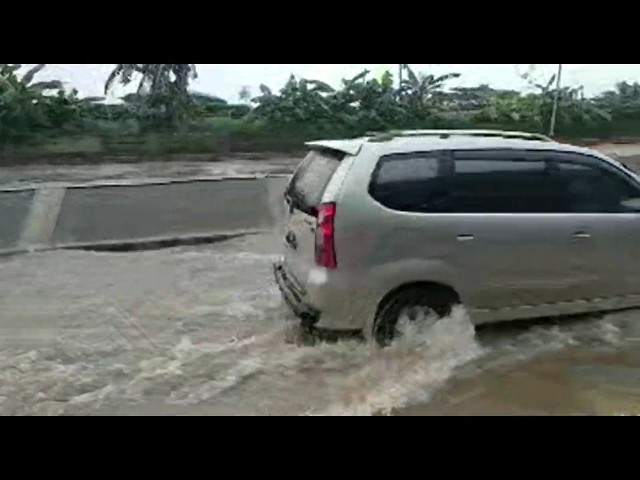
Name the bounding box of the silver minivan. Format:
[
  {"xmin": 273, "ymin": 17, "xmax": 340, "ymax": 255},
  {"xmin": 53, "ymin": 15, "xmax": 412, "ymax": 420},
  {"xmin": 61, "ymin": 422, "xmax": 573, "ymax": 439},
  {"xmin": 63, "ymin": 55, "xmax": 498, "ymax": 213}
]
[{"xmin": 273, "ymin": 130, "xmax": 640, "ymax": 345}]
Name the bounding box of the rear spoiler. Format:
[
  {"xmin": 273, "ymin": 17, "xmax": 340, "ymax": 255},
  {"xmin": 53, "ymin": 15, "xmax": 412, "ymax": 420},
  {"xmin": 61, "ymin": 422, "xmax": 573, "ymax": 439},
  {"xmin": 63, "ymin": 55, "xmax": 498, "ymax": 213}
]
[{"xmin": 305, "ymin": 139, "xmax": 364, "ymax": 157}]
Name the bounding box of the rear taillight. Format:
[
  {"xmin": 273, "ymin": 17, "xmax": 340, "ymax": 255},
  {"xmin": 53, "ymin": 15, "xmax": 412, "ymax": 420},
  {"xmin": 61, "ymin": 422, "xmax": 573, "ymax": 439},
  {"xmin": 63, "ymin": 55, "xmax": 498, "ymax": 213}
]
[{"xmin": 315, "ymin": 202, "xmax": 337, "ymax": 269}]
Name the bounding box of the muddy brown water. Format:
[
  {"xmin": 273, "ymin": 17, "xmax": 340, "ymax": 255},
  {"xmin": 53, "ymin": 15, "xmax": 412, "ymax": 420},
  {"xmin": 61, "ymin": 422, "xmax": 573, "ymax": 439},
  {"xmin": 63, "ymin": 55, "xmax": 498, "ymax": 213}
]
[
  {"xmin": 399, "ymin": 348, "xmax": 640, "ymax": 415},
  {"xmin": 1, "ymin": 232, "xmax": 639, "ymax": 416}
]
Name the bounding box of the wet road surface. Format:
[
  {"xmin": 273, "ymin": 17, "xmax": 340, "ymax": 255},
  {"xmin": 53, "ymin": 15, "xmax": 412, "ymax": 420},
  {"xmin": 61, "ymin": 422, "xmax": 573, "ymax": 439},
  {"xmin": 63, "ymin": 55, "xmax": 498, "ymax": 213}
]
[{"xmin": 1, "ymin": 232, "xmax": 639, "ymax": 415}]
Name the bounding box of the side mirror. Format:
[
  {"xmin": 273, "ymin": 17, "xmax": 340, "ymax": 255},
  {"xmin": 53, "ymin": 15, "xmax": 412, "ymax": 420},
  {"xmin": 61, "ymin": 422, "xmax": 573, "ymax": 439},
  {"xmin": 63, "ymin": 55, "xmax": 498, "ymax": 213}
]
[{"xmin": 621, "ymin": 198, "xmax": 640, "ymax": 211}]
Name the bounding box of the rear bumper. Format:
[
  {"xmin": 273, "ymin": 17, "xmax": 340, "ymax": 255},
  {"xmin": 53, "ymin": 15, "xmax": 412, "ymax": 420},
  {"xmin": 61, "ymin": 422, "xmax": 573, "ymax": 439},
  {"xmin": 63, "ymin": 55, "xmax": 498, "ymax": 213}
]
[{"xmin": 273, "ymin": 261, "xmax": 320, "ymax": 328}]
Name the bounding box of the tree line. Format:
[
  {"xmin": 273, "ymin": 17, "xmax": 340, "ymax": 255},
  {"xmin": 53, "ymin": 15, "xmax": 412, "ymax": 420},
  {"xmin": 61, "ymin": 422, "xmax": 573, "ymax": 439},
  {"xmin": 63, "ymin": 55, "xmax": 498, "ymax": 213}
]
[{"xmin": 2, "ymin": 64, "xmax": 640, "ymax": 156}]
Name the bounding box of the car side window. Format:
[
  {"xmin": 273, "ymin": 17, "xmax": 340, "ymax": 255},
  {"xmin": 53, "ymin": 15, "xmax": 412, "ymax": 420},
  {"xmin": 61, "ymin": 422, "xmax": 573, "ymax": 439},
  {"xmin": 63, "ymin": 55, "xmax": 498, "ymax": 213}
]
[
  {"xmin": 375, "ymin": 155, "xmax": 440, "ymax": 184},
  {"xmin": 369, "ymin": 149, "xmax": 640, "ymax": 214},
  {"xmin": 370, "ymin": 150, "xmax": 562, "ymax": 213},
  {"xmin": 550, "ymin": 154, "xmax": 640, "ymax": 213},
  {"xmin": 446, "ymin": 156, "xmax": 553, "ymax": 213}
]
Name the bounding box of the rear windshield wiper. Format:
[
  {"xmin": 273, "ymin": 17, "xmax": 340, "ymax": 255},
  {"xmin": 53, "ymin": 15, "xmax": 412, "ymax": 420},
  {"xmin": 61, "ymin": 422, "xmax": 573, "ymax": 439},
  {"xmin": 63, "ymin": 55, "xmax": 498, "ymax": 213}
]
[
  {"xmin": 284, "ymin": 191, "xmax": 317, "ymax": 217},
  {"xmin": 285, "ymin": 190, "xmax": 303, "ymax": 211}
]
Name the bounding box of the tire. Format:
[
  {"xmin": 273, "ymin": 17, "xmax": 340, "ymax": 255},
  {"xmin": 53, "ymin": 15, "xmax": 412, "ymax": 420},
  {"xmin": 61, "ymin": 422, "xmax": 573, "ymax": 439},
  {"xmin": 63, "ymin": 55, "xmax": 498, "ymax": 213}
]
[{"xmin": 373, "ymin": 285, "xmax": 459, "ymax": 347}]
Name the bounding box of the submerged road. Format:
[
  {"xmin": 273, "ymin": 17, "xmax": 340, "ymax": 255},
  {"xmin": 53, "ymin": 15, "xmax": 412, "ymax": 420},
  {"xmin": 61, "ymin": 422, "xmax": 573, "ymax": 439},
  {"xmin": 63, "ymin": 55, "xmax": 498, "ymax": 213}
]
[
  {"xmin": 3, "ymin": 147, "xmax": 640, "ymax": 415},
  {"xmin": 1, "ymin": 232, "xmax": 639, "ymax": 416}
]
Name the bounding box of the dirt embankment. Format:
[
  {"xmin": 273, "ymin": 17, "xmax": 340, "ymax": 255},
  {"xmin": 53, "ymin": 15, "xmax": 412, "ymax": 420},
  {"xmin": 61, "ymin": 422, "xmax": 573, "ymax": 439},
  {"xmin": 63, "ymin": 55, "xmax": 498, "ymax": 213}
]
[
  {"xmin": 3, "ymin": 138, "xmax": 640, "ymax": 165},
  {"xmin": 0, "ymin": 158, "xmax": 301, "ymax": 189},
  {"xmin": 0, "ymin": 151, "xmax": 306, "ymax": 167},
  {"xmin": 592, "ymin": 142, "xmax": 640, "ymax": 157},
  {"xmin": 591, "ymin": 143, "xmax": 640, "ymax": 172}
]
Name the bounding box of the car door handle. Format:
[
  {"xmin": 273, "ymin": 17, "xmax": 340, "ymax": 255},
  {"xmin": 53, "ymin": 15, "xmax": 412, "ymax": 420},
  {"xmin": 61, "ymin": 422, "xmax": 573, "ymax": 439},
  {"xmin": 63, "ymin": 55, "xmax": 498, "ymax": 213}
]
[
  {"xmin": 457, "ymin": 234, "xmax": 474, "ymax": 242},
  {"xmin": 572, "ymin": 232, "xmax": 591, "ymax": 239}
]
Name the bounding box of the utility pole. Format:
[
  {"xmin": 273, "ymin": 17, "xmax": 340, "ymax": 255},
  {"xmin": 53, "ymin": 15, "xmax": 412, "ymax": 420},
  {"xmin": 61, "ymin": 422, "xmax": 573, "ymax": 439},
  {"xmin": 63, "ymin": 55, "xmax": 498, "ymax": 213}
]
[{"xmin": 549, "ymin": 63, "xmax": 563, "ymax": 137}]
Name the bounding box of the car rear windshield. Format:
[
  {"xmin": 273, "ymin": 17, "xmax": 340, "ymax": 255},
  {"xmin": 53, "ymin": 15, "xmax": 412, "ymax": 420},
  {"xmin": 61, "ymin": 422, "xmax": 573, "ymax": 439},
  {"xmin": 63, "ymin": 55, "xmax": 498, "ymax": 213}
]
[{"xmin": 285, "ymin": 149, "xmax": 343, "ymax": 216}]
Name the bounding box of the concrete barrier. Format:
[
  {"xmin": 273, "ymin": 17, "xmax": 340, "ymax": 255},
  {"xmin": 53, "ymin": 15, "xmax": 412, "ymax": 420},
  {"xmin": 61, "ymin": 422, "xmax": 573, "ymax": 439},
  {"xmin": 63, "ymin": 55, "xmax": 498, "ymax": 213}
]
[
  {"xmin": 2, "ymin": 148, "xmax": 640, "ymax": 256},
  {"xmin": 52, "ymin": 177, "xmax": 287, "ymax": 247},
  {"xmin": 1, "ymin": 175, "xmax": 289, "ymax": 254},
  {"xmin": 0, "ymin": 190, "xmax": 36, "ymax": 253}
]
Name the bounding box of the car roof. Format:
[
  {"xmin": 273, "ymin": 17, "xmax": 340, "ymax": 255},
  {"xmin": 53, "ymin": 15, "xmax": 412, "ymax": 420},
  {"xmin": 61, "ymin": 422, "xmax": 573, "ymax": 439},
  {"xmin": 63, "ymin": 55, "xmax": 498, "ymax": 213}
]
[{"xmin": 305, "ymin": 129, "xmax": 621, "ymax": 168}]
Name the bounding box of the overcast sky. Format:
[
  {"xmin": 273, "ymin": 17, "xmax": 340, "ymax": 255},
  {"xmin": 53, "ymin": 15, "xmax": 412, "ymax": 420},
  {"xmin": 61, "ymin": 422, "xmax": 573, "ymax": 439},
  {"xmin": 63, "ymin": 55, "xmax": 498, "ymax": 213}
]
[{"xmin": 28, "ymin": 64, "xmax": 640, "ymax": 102}]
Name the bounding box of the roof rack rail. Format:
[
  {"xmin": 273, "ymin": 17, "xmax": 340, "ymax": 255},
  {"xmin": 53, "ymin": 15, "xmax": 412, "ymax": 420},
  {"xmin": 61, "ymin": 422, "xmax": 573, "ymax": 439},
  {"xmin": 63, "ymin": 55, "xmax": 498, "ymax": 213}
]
[{"xmin": 367, "ymin": 129, "xmax": 553, "ymax": 142}]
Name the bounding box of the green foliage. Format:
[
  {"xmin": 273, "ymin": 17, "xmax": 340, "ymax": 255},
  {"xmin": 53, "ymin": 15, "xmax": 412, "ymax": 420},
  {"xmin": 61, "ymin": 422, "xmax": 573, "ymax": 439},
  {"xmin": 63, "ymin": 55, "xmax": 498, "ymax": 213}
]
[
  {"xmin": 104, "ymin": 64, "xmax": 197, "ymax": 96},
  {"xmin": 4, "ymin": 63, "xmax": 640, "ymax": 160},
  {"xmin": 238, "ymin": 86, "xmax": 252, "ymax": 103},
  {"xmin": 105, "ymin": 64, "xmax": 198, "ymax": 126},
  {"xmin": 246, "ymin": 66, "xmax": 630, "ymax": 140},
  {"xmin": 0, "ymin": 64, "xmax": 92, "ymax": 144}
]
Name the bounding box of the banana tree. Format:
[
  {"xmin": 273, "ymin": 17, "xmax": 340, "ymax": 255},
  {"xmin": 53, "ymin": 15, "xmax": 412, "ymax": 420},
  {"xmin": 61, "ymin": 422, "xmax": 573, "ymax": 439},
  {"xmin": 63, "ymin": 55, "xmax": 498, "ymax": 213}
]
[
  {"xmin": 488, "ymin": 72, "xmax": 612, "ymax": 133},
  {"xmin": 329, "ymin": 69, "xmax": 407, "ymax": 132},
  {"xmin": 0, "ymin": 64, "xmax": 68, "ymax": 142},
  {"xmin": 251, "ymin": 74, "xmax": 335, "ymax": 126},
  {"xmin": 397, "ymin": 64, "xmax": 461, "ymax": 113},
  {"xmin": 104, "ymin": 64, "xmax": 198, "ymax": 124},
  {"xmin": 594, "ymin": 81, "xmax": 640, "ymax": 118},
  {"xmin": 480, "ymin": 92, "xmax": 546, "ymax": 130},
  {"xmin": 104, "ymin": 64, "xmax": 197, "ymax": 96}
]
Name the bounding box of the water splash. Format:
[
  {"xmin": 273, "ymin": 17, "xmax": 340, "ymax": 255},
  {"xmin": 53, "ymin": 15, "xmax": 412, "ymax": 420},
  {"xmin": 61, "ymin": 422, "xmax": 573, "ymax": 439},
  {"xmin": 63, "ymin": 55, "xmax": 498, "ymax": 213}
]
[{"xmin": 317, "ymin": 307, "xmax": 482, "ymax": 415}]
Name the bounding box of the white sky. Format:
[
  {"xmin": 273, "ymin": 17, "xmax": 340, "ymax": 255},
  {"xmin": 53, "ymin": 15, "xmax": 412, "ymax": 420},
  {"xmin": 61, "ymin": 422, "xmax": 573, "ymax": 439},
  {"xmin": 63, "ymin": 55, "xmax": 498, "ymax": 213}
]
[{"xmin": 29, "ymin": 64, "xmax": 640, "ymax": 102}]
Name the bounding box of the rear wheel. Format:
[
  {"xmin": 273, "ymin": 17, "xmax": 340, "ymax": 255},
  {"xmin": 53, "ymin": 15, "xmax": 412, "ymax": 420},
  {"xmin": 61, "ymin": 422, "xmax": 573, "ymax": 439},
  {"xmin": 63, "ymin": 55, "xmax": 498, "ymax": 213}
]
[{"xmin": 373, "ymin": 285, "xmax": 459, "ymax": 347}]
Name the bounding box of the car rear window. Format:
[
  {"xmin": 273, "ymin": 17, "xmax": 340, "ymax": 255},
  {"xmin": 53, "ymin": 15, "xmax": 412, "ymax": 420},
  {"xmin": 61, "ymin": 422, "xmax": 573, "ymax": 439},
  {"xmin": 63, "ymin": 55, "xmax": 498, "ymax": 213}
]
[{"xmin": 286, "ymin": 149, "xmax": 343, "ymax": 215}]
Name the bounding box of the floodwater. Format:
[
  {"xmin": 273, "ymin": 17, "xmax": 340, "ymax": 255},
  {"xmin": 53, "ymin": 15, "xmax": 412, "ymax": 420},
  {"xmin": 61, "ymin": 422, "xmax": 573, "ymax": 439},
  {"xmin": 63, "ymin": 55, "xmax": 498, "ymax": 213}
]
[{"xmin": 1, "ymin": 232, "xmax": 639, "ymax": 416}]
